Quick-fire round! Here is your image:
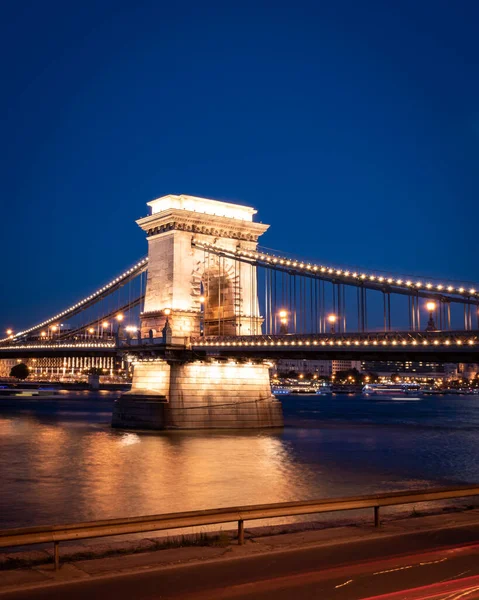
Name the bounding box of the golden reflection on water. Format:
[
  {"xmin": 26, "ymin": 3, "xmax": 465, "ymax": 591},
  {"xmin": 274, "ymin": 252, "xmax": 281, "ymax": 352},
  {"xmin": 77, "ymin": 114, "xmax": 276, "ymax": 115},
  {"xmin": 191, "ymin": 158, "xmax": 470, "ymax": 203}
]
[
  {"xmin": 0, "ymin": 417, "xmax": 316, "ymax": 527},
  {"xmin": 78, "ymin": 430, "xmax": 313, "ymax": 521}
]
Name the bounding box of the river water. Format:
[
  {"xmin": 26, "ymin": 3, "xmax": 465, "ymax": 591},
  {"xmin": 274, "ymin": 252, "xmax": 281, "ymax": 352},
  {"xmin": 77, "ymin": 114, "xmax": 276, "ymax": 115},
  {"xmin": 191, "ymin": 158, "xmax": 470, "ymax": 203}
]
[{"xmin": 1, "ymin": 391, "xmax": 478, "ymax": 529}]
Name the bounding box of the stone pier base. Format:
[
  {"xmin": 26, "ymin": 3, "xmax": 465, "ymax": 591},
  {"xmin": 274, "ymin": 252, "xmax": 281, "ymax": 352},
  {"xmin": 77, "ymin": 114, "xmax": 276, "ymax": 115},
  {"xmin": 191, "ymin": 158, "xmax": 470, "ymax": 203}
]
[{"xmin": 112, "ymin": 360, "xmax": 283, "ymax": 430}]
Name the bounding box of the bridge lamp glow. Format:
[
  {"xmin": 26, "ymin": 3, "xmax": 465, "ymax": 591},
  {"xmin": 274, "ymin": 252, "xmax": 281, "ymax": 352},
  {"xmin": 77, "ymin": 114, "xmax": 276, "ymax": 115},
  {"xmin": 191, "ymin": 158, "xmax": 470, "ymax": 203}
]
[
  {"xmin": 102, "ymin": 322, "xmax": 109, "ymax": 328},
  {"xmin": 88, "ymin": 328, "xmax": 95, "ymax": 334},
  {"xmin": 40, "ymin": 331, "xmax": 46, "ymax": 337},
  {"xmin": 6, "ymin": 329, "xmax": 12, "ymax": 336},
  {"xmin": 116, "ymin": 314, "xmax": 124, "ymax": 322},
  {"xmin": 199, "ymin": 296, "xmax": 205, "ymax": 303},
  {"xmin": 425, "ymin": 301, "xmax": 437, "ymax": 332},
  {"xmin": 164, "ymin": 308, "xmax": 171, "ymax": 316},
  {"xmin": 327, "ymin": 314, "xmax": 337, "ymax": 334}
]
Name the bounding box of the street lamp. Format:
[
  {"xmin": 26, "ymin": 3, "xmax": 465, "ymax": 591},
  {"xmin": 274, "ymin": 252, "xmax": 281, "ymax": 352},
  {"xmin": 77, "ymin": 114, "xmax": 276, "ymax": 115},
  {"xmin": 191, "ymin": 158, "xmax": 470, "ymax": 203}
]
[
  {"xmin": 425, "ymin": 301, "xmax": 437, "ymax": 332},
  {"xmin": 116, "ymin": 314, "xmax": 124, "ymax": 322},
  {"xmin": 278, "ymin": 309, "xmax": 288, "ymax": 334},
  {"xmin": 6, "ymin": 329, "xmax": 12, "ymax": 336},
  {"xmin": 328, "ymin": 314, "xmax": 337, "ymax": 334},
  {"xmin": 199, "ymin": 297, "xmax": 206, "ymax": 335}
]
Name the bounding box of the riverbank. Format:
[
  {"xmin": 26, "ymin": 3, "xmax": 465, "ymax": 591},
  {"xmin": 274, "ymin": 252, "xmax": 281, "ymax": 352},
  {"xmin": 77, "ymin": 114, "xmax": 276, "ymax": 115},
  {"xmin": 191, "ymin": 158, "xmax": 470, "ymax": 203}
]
[{"xmin": 2, "ymin": 504, "xmax": 479, "ymax": 596}]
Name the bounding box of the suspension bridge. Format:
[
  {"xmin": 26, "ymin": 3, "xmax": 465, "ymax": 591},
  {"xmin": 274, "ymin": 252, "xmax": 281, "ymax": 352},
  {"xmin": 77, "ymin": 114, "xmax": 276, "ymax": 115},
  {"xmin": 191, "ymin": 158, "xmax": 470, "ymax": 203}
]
[{"xmin": 1, "ymin": 194, "xmax": 478, "ymax": 429}]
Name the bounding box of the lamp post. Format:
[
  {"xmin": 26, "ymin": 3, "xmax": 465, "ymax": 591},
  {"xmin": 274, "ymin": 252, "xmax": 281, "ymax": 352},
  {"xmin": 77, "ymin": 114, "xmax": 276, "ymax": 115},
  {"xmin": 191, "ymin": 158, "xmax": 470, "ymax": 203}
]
[
  {"xmin": 162, "ymin": 308, "xmax": 172, "ymax": 344},
  {"xmin": 102, "ymin": 322, "xmax": 110, "ymax": 337},
  {"xmin": 328, "ymin": 314, "xmax": 337, "ymax": 334},
  {"xmin": 278, "ymin": 310, "xmax": 288, "ymax": 334},
  {"xmin": 425, "ymin": 301, "xmax": 437, "ymax": 332},
  {"xmin": 199, "ymin": 296, "xmax": 205, "ymax": 335}
]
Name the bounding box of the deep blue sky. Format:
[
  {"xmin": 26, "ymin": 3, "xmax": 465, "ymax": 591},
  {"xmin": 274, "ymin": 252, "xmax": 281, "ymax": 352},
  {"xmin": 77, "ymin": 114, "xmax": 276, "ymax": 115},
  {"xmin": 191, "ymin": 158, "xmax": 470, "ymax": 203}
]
[{"xmin": 1, "ymin": 0, "xmax": 478, "ymax": 332}]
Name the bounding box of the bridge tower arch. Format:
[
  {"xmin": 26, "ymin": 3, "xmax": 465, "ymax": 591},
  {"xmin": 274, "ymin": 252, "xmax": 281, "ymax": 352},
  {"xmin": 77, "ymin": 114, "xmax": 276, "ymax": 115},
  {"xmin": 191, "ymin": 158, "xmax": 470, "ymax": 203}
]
[
  {"xmin": 113, "ymin": 195, "xmax": 283, "ymax": 430},
  {"xmin": 137, "ymin": 195, "xmax": 266, "ymax": 344}
]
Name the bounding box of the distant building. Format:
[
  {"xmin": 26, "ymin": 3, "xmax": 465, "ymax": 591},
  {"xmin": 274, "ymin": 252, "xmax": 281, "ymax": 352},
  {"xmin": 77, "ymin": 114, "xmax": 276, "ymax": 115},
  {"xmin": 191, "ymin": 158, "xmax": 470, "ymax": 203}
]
[
  {"xmin": 332, "ymin": 360, "xmax": 362, "ymax": 374},
  {"xmin": 361, "ymin": 360, "xmax": 459, "ymax": 381},
  {"xmin": 273, "ymin": 359, "xmax": 361, "ymax": 377},
  {"xmin": 458, "ymin": 363, "xmax": 479, "ymax": 380},
  {"xmin": 0, "ymin": 359, "xmax": 18, "ymax": 378}
]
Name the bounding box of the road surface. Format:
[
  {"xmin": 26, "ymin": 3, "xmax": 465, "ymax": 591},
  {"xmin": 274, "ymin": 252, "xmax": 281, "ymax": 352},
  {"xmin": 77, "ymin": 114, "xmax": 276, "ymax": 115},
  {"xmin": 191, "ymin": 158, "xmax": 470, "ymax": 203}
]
[{"xmin": 4, "ymin": 525, "xmax": 479, "ymax": 599}]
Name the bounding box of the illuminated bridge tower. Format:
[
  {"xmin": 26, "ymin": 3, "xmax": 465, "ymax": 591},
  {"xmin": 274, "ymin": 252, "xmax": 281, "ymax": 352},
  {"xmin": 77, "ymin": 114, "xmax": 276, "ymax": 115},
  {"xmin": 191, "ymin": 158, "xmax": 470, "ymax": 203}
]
[{"xmin": 112, "ymin": 194, "xmax": 283, "ymax": 430}]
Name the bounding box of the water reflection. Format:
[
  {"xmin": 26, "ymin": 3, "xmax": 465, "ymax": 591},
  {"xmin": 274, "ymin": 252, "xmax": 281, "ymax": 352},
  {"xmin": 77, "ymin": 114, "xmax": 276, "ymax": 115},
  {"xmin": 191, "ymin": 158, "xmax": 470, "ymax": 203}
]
[{"xmin": 1, "ymin": 393, "xmax": 479, "ymax": 529}]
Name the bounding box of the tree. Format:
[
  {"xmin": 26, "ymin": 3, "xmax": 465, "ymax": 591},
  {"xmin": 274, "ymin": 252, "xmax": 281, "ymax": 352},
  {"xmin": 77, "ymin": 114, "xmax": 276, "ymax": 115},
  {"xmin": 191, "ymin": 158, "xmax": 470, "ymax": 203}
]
[
  {"xmin": 10, "ymin": 363, "xmax": 29, "ymax": 380},
  {"xmin": 334, "ymin": 368, "xmax": 362, "ymax": 383},
  {"xmin": 362, "ymin": 371, "xmax": 379, "ymax": 383}
]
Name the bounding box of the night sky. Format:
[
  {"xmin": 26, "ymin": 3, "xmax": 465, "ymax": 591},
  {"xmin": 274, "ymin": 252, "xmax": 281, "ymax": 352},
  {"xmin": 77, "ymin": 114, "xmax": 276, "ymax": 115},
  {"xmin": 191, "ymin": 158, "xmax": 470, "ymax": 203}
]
[{"xmin": 1, "ymin": 0, "xmax": 478, "ymax": 333}]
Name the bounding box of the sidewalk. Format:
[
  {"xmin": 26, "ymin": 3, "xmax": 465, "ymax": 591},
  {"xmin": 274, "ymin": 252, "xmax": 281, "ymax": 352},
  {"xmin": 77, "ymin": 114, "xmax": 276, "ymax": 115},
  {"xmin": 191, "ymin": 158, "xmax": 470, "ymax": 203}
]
[{"xmin": 2, "ymin": 506, "xmax": 479, "ymax": 596}]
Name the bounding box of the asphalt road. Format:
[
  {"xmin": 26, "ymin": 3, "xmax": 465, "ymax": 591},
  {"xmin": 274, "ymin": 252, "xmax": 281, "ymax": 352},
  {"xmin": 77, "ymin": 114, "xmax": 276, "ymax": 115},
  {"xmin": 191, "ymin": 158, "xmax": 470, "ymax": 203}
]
[{"xmin": 5, "ymin": 526, "xmax": 479, "ymax": 599}]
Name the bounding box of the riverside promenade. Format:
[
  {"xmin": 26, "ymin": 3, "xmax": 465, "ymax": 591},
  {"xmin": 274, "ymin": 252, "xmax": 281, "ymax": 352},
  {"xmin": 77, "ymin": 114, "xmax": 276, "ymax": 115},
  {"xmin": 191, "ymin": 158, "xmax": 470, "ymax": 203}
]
[{"xmin": 3, "ymin": 507, "xmax": 479, "ymax": 599}]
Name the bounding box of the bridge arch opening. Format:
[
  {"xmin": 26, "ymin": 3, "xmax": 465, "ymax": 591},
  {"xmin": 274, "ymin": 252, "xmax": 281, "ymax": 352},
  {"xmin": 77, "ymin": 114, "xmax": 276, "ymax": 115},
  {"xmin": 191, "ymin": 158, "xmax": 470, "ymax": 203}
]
[{"xmin": 201, "ymin": 266, "xmax": 237, "ymax": 336}]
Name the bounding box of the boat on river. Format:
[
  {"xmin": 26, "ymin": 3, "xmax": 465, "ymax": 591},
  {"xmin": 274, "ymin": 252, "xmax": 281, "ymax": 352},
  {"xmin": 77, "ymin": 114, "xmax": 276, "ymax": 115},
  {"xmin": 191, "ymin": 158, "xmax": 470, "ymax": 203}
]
[
  {"xmin": 362, "ymin": 383, "xmax": 422, "ymax": 398},
  {"xmin": 0, "ymin": 385, "xmax": 58, "ymax": 397},
  {"xmin": 272, "ymin": 384, "xmax": 317, "ymax": 395},
  {"xmin": 316, "ymin": 384, "xmax": 333, "ymax": 395}
]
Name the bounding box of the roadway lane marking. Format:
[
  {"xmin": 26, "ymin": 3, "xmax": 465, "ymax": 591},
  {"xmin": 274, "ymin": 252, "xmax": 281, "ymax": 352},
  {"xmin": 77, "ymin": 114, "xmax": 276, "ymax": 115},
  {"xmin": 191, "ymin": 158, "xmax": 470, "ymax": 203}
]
[
  {"xmin": 372, "ymin": 557, "xmax": 447, "ymax": 576},
  {"xmin": 335, "ymin": 579, "xmax": 353, "ymax": 589},
  {"xmin": 373, "ymin": 564, "xmax": 413, "ymax": 575}
]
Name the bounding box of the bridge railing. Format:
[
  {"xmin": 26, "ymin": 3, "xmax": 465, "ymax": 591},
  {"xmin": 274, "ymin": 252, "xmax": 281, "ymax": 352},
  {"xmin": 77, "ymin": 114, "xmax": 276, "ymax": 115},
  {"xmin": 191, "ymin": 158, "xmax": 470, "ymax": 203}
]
[{"xmin": 1, "ymin": 485, "xmax": 479, "ymax": 570}]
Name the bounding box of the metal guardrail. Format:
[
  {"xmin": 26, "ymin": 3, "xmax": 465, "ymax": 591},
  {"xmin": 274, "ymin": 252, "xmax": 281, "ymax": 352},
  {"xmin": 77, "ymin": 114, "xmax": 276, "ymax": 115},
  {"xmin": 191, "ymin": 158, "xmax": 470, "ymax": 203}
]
[{"xmin": 1, "ymin": 485, "xmax": 479, "ymax": 570}]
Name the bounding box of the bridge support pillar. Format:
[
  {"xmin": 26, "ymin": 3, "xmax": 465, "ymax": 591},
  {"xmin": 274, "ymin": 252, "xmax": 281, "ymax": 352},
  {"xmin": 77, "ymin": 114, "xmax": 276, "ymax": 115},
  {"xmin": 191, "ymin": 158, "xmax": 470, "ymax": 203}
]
[
  {"xmin": 112, "ymin": 359, "xmax": 283, "ymax": 430},
  {"xmin": 112, "ymin": 194, "xmax": 283, "ymax": 430}
]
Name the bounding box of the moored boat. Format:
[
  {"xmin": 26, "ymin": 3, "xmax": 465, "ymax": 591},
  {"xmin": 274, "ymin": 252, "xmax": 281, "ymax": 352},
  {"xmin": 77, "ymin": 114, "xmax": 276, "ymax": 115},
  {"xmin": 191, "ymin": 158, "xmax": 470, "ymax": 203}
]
[{"xmin": 362, "ymin": 383, "xmax": 422, "ymax": 397}]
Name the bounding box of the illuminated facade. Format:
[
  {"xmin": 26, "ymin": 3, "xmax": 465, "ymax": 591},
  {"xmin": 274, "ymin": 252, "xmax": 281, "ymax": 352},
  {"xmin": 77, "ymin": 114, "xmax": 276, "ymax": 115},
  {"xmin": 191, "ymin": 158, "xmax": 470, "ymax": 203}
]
[
  {"xmin": 137, "ymin": 194, "xmax": 269, "ymax": 343},
  {"xmin": 113, "ymin": 195, "xmax": 283, "ymax": 430}
]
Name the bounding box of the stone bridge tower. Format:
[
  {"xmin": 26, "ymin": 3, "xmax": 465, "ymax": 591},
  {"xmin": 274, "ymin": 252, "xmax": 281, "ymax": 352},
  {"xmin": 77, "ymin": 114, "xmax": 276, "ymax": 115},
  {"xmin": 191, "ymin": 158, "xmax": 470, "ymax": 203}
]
[
  {"xmin": 112, "ymin": 195, "xmax": 283, "ymax": 430},
  {"xmin": 137, "ymin": 194, "xmax": 268, "ymax": 344}
]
